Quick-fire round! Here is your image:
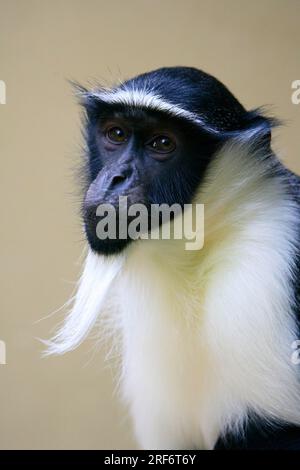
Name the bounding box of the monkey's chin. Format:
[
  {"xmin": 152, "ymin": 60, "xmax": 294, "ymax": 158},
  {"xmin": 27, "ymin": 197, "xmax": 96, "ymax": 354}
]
[{"xmin": 85, "ymin": 233, "xmax": 133, "ymax": 256}]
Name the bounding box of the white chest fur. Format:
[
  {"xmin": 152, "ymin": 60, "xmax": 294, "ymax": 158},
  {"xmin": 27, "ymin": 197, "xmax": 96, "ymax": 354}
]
[
  {"xmin": 46, "ymin": 140, "xmax": 300, "ymax": 449},
  {"xmin": 117, "ymin": 225, "xmax": 299, "ymax": 449},
  {"xmin": 116, "ymin": 143, "xmax": 300, "ymax": 449}
]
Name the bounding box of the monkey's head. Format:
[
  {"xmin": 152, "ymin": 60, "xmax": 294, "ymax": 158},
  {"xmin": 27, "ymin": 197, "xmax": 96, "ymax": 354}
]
[{"xmin": 79, "ymin": 67, "xmax": 273, "ymax": 255}]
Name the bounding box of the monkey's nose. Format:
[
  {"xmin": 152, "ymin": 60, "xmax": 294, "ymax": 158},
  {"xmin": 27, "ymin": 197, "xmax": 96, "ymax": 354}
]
[
  {"xmin": 84, "ymin": 164, "xmax": 139, "ymax": 210},
  {"xmin": 109, "ymin": 173, "xmax": 127, "ymax": 189},
  {"xmin": 106, "ymin": 165, "xmax": 137, "ymax": 192}
]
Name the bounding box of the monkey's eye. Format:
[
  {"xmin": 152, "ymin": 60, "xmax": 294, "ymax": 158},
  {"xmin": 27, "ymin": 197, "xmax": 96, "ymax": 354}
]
[
  {"xmin": 147, "ymin": 135, "xmax": 176, "ymax": 154},
  {"xmin": 106, "ymin": 126, "xmax": 128, "ymax": 144}
]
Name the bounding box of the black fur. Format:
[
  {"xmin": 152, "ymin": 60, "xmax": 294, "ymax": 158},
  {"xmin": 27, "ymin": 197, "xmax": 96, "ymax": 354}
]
[{"xmin": 215, "ymin": 415, "xmax": 300, "ymax": 449}]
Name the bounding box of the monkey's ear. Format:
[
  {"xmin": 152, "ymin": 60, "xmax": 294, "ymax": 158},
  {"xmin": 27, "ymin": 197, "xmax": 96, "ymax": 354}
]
[
  {"xmin": 242, "ymin": 107, "xmax": 281, "ymax": 148},
  {"xmin": 219, "ymin": 107, "xmax": 281, "ymax": 152}
]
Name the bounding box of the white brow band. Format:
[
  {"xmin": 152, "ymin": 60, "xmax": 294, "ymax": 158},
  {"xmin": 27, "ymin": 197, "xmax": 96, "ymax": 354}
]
[{"xmin": 82, "ymin": 87, "xmax": 221, "ymax": 135}]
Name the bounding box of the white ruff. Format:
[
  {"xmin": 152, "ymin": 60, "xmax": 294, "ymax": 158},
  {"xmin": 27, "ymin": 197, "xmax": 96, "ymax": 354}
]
[{"xmin": 47, "ymin": 139, "xmax": 300, "ymax": 449}]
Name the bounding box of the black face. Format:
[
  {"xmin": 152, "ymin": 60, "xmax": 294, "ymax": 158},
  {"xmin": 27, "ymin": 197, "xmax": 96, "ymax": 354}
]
[
  {"xmin": 79, "ymin": 66, "xmax": 273, "ymax": 255},
  {"xmin": 82, "ymin": 105, "xmax": 220, "ymax": 255}
]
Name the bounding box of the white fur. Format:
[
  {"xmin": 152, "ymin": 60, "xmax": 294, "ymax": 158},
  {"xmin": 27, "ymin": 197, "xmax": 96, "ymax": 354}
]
[
  {"xmin": 82, "ymin": 86, "xmax": 220, "ymax": 135},
  {"xmin": 44, "ymin": 251, "xmax": 124, "ymax": 355},
  {"xmin": 47, "ymin": 138, "xmax": 300, "ymax": 449}
]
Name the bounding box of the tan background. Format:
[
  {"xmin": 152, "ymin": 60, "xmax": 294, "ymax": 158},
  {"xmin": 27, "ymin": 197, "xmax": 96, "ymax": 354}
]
[{"xmin": 0, "ymin": 0, "xmax": 300, "ymax": 450}]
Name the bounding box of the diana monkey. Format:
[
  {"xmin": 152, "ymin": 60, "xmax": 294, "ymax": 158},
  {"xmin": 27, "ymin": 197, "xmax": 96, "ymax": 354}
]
[{"xmin": 45, "ymin": 67, "xmax": 300, "ymax": 449}]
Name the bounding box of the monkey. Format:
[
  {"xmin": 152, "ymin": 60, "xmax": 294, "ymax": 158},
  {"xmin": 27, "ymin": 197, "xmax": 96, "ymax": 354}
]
[{"xmin": 45, "ymin": 66, "xmax": 300, "ymax": 449}]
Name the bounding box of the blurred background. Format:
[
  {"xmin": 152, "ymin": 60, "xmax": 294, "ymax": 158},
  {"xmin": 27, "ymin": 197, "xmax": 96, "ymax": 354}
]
[{"xmin": 0, "ymin": 0, "xmax": 300, "ymax": 450}]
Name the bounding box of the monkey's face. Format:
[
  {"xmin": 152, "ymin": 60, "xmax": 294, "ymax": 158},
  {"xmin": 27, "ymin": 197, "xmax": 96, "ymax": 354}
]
[
  {"xmin": 79, "ymin": 66, "xmax": 273, "ymax": 255},
  {"xmin": 83, "ymin": 107, "xmax": 219, "ymax": 255}
]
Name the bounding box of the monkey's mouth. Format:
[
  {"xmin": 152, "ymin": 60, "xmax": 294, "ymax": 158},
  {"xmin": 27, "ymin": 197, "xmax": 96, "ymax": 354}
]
[
  {"xmin": 84, "ymin": 207, "xmax": 134, "ymax": 255},
  {"xmin": 83, "ymin": 189, "xmax": 189, "ymax": 255},
  {"xmin": 83, "ymin": 192, "xmax": 152, "ymax": 255}
]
